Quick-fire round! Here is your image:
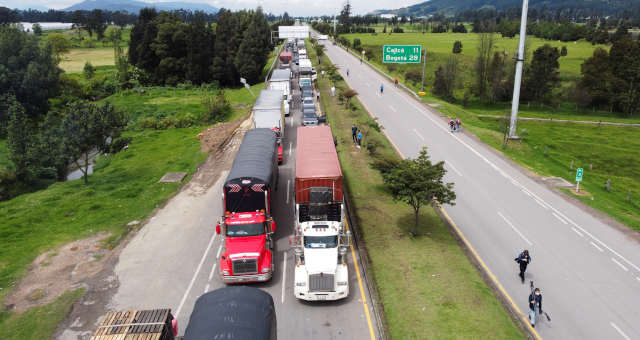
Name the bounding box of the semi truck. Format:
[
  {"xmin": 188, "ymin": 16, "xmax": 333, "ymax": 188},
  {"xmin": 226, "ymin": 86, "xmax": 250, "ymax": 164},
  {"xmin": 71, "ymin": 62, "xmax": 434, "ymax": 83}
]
[
  {"xmin": 253, "ymin": 89, "xmax": 285, "ymax": 164},
  {"xmin": 217, "ymin": 129, "xmax": 279, "ymax": 284},
  {"xmin": 279, "ymin": 51, "xmax": 292, "ymax": 68},
  {"xmin": 292, "ymin": 126, "xmax": 350, "ymax": 301},
  {"xmin": 268, "ymin": 69, "xmax": 292, "ymax": 114}
]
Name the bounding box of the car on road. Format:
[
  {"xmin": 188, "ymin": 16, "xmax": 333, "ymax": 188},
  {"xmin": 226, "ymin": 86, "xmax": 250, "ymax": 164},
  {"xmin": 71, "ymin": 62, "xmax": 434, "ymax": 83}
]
[
  {"xmin": 302, "ymin": 98, "xmax": 315, "ymax": 111},
  {"xmin": 299, "ymin": 77, "xmax": 312, "ymax": 90},
  {"xmin": 301, "ymin": 87, "xmax": 314, "ymax": 101},
  {"xmin": 302, "ymin": 108, "xmax": 318, "ymax": 126}
]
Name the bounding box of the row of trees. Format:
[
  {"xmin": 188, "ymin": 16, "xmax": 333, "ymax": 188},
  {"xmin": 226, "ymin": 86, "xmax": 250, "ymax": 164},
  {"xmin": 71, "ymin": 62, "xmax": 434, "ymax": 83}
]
[{"xmin": 128, "ymin": 8, "xmax": 272, "ymax": 86}]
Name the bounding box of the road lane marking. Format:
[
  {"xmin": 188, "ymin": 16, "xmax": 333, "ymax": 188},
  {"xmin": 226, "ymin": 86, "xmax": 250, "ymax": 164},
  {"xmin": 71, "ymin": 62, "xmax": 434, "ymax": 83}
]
[
  {"xmin": 571, "ymin": 227, "xmax": 584, "ymax": 237},
  {"xmin": 438, "ymin": 206, "xmax": 542, "ymax": 340},
  {"xmin": 412, "ymin": 129, "xmax": 425, "ymax": 141},
  {"xmin": 204, "ymin": 283, "xmax": 210, "ymax": 293},
  {"xmin": 208, "ymin": 258, "xmax": 218, "ymax": 281},
  {"xmin": 345, "ymin": 219, "xmax": 376, "ymax": 340},
  {"xmin": 281, "ymin": 253, "xmax": 287, "ymax": 304},
  {"xmin": 389, "ymin": 105, "xmax": 397, "ymax": 112},
  {"xmin": 552, "ymin": 212, "xmax": 568, "ymax": 224},
  {"xmin": 286, "ymin": 180, "xmax": 290, "ymax": 204},
  {"xmin": 175, "ymin": 233, "xmax": 217, "ymax": 318},
  {"xmin": 590, "ymin": 241, "xmax": 604, "ymax": 252},
  {"xmin": 611, "ymin": 322, "xmax": 631, "ymax": 340},
  {"xmin": 290, "ymin": 116, "xmax": 293, "ymax": 127},
  {"xmin": 216, "ymin": 244, "xmax": 222, "ymax": 258},
  {"xmin": 612, "ymin": 258, "xmax": 629, "ymax": 272},
  {"xmin": 522, "ymin": 189, "xmax": 532, "ymax": 197},
  {"xmin": 446, "ymin": 161, "xmax": 463, "ymax": 177},
  {"xmin": 498, "ymin": 212, "xmax": 533, "ymax": 246},
  {"xmin": 533, "ymin": 198, "xmax": 549, "ymax": 210},
  {"xmin": 289, "ymin": 142, "xmax": 292, "ymax": 157}
]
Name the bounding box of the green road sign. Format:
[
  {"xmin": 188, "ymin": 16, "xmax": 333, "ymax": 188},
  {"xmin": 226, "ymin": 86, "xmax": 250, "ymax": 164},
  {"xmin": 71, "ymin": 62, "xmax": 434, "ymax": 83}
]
[
  {"xmin": 382, "ymin": 45, "xmax": 422, "ymax": 63},
  {"xmin": 576, "ymin": 168, "xmax": 584, "ymax": 182}
]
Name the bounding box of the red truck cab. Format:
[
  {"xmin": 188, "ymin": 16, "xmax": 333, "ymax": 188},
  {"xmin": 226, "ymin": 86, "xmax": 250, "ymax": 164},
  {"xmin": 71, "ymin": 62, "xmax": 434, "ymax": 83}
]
[{"xmin": 217, "ymin": 211, "xmax": 276, "ymax": 283}]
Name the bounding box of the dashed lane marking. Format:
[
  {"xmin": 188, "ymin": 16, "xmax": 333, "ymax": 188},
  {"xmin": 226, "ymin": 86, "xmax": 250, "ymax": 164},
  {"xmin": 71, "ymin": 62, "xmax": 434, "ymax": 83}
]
[
  {"xmin": 412, "ymin": 128, "xmax": 425, "ymax": 141},
  {"xmin": 498, "ymin": 212, "xmax": 533, "ymax": 246},
  {"xmin": 174, "ymin": 233, "xmax": 217, "ymax": 318},
  {"xmin": 610, "ymin": 322, "xmax": 631, "ymax": 340},
  {"xmin": 552, "ymin": 212, "xmax": 568, "ymax": 224},
  {"xmin": 345, "ymin": 219, "xmax": 376, "ymax": 340},
  {"xmin": 281, "ymin": 253, "xmax": 287, "ymax": 304},
  {"xmin": 446, "ymin": 161, "xmax": 463, "ymax": 177},
  {"xmin": 612, "ymin": 258, "xmax": 629, "ymax": 272},
  {"xmin": 571, "ymin": 227, "xmax": 584, "ymax": 237},
  {"xmin": 591, "ymin": 241, "xmax": 604, "ymax": 252}
]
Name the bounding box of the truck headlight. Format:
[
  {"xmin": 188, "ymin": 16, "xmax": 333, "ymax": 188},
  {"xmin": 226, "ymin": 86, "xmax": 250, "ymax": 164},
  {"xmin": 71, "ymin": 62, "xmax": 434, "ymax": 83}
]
[
  {"xmin": 222, "ymin": 270, "xmax": 230, "ymax": 275},
  {"xmin": 261, "ymin": 267, "xmax": 270, "ymax": 273},
  {"xmin": 336, "ymin": 281, "xmax": 348, "ymax": 286},
  {"xmin": 295, "ymin": 282, "xmax": 306, "ymax": 286}
]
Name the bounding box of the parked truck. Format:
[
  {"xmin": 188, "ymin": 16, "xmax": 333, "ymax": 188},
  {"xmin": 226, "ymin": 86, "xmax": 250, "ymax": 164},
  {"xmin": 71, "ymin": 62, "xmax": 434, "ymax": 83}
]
[
  {"xmin": 217, "ymin": 129, "xmax": 279, "ymax": 284},
  {"xmin": 292, "ymin": 126, "xmax": 350, "ymax": 301},
  {"xmin": 253, "ymin": 89, "xmax": 285, "ymax": 164},
  {"xmin": 268, "ymin": 69, "xmax": 292, "ymax": 115}
]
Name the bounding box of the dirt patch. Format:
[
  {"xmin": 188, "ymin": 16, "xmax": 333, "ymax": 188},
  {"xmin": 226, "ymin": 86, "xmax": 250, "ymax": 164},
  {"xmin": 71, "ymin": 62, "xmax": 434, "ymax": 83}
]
[
  {"xmin": 3, "ymin": 233, "xmax": 112, "ymax": 312},
  {"xmin": 570, "ymin": 189, "xmax": 592, "ymax": 197}
]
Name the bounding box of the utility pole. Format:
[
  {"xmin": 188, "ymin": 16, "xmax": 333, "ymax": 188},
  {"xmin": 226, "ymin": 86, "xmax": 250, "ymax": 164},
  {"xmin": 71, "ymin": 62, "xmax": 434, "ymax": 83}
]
[
  {"xmin": 508, "ymin": 0, "xmax": 529, "ymax": 139},
  {"xmin": 421, "ymin": 48, "xmax": 426, "ymax": 91}
]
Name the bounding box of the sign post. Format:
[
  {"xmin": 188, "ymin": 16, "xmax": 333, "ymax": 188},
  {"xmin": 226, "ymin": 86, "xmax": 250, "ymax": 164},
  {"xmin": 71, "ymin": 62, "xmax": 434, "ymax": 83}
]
[
  {"xmin": 575, "ymin": 168, "xmax": 583, "ymax": 192},
  {"xmin": 240, "ymin": 77, "xmax": 254, "ymax": 98}
]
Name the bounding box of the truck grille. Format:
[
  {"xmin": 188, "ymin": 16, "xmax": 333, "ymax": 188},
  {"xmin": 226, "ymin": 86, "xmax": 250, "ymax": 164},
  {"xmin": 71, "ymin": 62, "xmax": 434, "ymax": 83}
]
[
  {"xmin": 232, "ymin": 258, "xmax": 258, "ymax": 275},
  {"xmin": 309, "ymin": 273, "xmax": 334, "ymax": 292}
]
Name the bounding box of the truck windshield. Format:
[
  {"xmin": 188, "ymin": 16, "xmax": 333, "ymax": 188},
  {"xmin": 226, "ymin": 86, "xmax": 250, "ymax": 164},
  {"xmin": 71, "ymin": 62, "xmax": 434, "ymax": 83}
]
[
  {"xmin": 304, "ymin": 236, "xmax": 338, "ymax": 248},
  {"xmin": 226, "ymin": 223, "xmax": 265, "ymax": 237}
]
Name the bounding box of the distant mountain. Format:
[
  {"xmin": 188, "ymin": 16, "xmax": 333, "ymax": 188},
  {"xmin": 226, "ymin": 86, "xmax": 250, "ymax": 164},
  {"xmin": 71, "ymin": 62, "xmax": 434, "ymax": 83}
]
[
  {"xmin": 376, "ymin": 0, "xmax": 640, "ymax": 17},
  {"xmin": 62, "ymin": 0, "xmax": 219, "ymax": 13}
]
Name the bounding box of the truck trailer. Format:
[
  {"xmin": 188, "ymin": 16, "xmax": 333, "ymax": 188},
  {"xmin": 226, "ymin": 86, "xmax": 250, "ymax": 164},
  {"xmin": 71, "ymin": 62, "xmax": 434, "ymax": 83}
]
[
  {"xmin": 268, "ymin": 69, "xmax": 292, "ymax": 114},
  {"xmin": 292, "ymin": 126, "xmax": 350, "ymax": 301},
  {"xmin": 218, "ymin": 129, "xmax": 279, "ymax": 283},
  {"xmin": 253, "ymin": 89, "xmax": 285, "ymax": 163},
  {"xmin": 279, "ymin": 51, "xmax": 292, "ymax": 68}
]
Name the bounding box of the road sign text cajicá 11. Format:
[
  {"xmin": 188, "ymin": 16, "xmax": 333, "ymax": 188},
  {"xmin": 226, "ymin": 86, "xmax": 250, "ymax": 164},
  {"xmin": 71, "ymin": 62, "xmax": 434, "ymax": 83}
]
[{"xmin": 382, "ymin": 45, "xmax": 421, "ymax": 63}]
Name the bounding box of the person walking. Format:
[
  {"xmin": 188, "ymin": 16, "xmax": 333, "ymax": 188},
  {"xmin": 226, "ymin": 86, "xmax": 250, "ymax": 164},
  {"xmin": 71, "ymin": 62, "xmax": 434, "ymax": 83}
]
[
  {"xmin": 351, "ymin": 125, "xmax": 358, "ymax": 143},
  {"xmin": 528, "ymin": 288, "xmax": 543, "ymax": 328},
  {"xmin": 380, "ymin": 83, "xmax": 384, "ymax": 94},
  {"xmin": 346, "ymin": 69, "xmax": 350, "ymax": 77},
  {"xmin": 394, "ymin": 78, "xmax": 398, "ymax": 87},
  {"xmin": 321, "ymin": 70, "xmax": 325, "ymax": 78},
  {"xmin": 360, "ymin": 57, "xmax": 363, "ymax": 64},
  {"xmin": 456, "ymin": 118, "xmax": 462, "ymax": 132},
  {"xmin": 514, "ymin": 250, "xmax": 531, "ymax": 283},
  {"xmin": 356, "ymin": 130, "xmax": 363, "ymax": 147},
  {"xmin": 449, "ymin": 119, "xmax": 455, "ymax": 132}
]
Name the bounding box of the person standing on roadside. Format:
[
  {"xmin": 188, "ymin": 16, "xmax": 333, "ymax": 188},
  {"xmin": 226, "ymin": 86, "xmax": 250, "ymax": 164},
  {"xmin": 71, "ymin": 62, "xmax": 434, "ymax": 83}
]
[
  {"xmin": 528, "ymin": 288, "xmax": 543, "ymax": 328},
  {"xmin": 357, "ymin": 130, "xmax": 363, "ymax": 147},
  {"xmin": 514, "ymin": 250, "xmax": 531, "ymax": 283},
  {"xmin": 456, "ymin": 118, "xmax": 461, "ymax": 132},
  {"xmin": 347, "ymin": 69, "xmax": 350, "ymax": 77},
  {"xmin": 351, "ymin": 124, "xmax": 358, "ymax": 143},
  {"xmin": 394, "ymin": 78, "xmax": 398, "ymax": 87},
  {"xmin": 449, "ymin": 119, "xmax": 455, "ymax": 132},
  {"xmin": 380, "ymin": 83, "xmax": 384, "ymax": 94},
  {"xmin": 360, "ymin": 57, "xmax": 363, "ymax": 64}
]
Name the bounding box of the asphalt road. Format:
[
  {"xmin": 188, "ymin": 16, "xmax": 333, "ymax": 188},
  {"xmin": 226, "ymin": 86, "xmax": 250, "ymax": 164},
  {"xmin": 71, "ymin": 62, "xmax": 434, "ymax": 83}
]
[
  {"xmin": 107, "ymin": 61, "xmax": 379, "ymax": 339},
  {"xmin": 317, "ymin": 34, "xmax": 640, "ymax": 339}
]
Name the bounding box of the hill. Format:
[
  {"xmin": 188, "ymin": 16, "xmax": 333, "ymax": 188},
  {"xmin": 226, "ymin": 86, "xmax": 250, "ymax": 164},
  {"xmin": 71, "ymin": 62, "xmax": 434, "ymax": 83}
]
[
  {"xmin": 62, "ymin": 0, "xmax": 219, "ymax": 13},
  {"xmin": 376, "ymin": 0, "xmax": 640, "ymax": 17}
]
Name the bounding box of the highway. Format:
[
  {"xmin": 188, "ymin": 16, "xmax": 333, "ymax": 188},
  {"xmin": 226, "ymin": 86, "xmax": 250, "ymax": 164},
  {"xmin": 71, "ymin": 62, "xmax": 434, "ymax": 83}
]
[
  {"xmin": 317, "ymin": 34, "xmax": 640, "ymax": 339},
  {"xmin": 106, "ymin": 60, "xmax": 379, "ymax": 339}
]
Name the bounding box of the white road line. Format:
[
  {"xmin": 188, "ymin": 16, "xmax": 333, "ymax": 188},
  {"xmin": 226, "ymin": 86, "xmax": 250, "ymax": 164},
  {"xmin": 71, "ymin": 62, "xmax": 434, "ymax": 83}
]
[
  {"xmin": 289, "ymin": 142, "xmax": 292, "ymax": 157},
  {"xmin": 552, "ymin": 212, "xmax": 568, "ymax": 224},
  {"xmin": 208, "ymin": 258, "xmax": 218, "ymax": 281},
  {"xmin": 590, "ymin": 241, "xmax": 604, "ymax": 252},
  {"xmin": 533, "ymin": 198, "xmax": 549, "ymax": 210},
  {"xmin": 281, "ymin": 254, "xmax": 287, "ymax": 304},
  {"xmin": 611, "ymin": 322, "xmax": 631, "ymax": 340},
  {"xmin": 497, "ymin": 212, "xmax": 533, "ymax": 246},
  {"xmin": 174, "ymin": 233, "xmax": 217, "ymax": 318},
  {"xmin": 412, "ymin": 129, "xmax": 425, "ymax": 141},
  {"xmin": 612, "ymin": 258, "xmax": 629, "ymax": 272},
  {"xmin": 216, "ymin": 244, "xmax": 222, "ymax": 258},
  {"xmin": 290, "ymin": 116, "xmax": 293, "ymax": 127},
  {"xmin": 389, "ymin": 105, "xmax": 397, "ymax": 112},
  {"xmin": 446, "ymin": 161, "xmax": 463, "ymax": 177},
  {"xmin": 521, "ymin": 189, "xmax": 532, "ymax": 197},
  {"xmin": 286, "ymin": 180, "xmax": 290, "ymax": 204},
  {"xmin": 571, "ymin": 227, "xmax": 584, "ymax": 237},
  {"xmin": 204, "ymin": 283, "xmax": 210, "ymax": 293}
]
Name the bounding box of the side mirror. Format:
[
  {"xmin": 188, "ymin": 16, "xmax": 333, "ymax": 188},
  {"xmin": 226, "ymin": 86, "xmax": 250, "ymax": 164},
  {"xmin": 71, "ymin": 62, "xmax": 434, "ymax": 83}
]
[
  {"xmin": 215, "ymin": 224, "xmax": 221, "ymax": 235},
  {"xmin": 289, "ymin": 235, "xmax": 293, "ymax": 246},
  {"xmin": 271, "ymin": 220, "xmax": 277, "ymax": 233}
]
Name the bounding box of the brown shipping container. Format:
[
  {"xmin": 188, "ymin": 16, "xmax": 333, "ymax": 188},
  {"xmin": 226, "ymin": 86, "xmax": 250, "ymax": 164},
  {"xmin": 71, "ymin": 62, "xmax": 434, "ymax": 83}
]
[{"xmin": 295, "ymin": 126, "xmax": 343, "ymax": 203}]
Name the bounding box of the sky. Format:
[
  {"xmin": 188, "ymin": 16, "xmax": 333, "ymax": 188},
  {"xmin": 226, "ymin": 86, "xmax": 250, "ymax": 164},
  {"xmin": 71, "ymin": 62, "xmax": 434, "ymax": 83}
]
[{"xmin": 1, "ymin": 0, "xmax": 425, "ymax": 16}]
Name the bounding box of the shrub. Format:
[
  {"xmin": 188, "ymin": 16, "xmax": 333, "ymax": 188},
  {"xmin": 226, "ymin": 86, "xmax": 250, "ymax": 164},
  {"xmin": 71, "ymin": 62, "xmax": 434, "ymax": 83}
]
[
  {"xmin": 83, "ymin": 61, "xmax": 95, "ymax": 79},
  {"xmin": 453, "ymin": 41, "xmax": 463, "ymax": 54},
  {"xmin": 202, "ymin": 91, "xmax": 232, "ymax": 123},
  {"xmin": 353, "ymin": 38, "xmax": 361, "ymax": 51},
  {"xmin": 392, "ymin": 27, "xmax": 404, "ymax": 33},
  {"xmin": 109, "ymin": 137, "xmax": 133, "ymax": 153},
  {"xmin": 386, "ymin": 64, "xmax": 397, "ymax": 72},
  {"xmin": 371, "ymin": 153, "xmax": 400, "ymax": 175},
  {"xmin": 561, "ymin": 46, "xmax": 568, "ymax": 56},
  {"xmin": 405, "ymin": 68, "xmax": 422, "ymax": 84}
]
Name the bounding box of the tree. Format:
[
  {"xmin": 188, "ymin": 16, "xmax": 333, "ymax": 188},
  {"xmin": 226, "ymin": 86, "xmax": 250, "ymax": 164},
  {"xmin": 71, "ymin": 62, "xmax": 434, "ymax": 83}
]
[
  {"xmin": 0, "ymin": 26, "xmax": 61, "ymax": 118},
  {"xmin": 488, "ymin": 51, "xmax": 509, "ymax": 102},
  {"xmin": 128, "ymin": 8, "xmax": 157, "ymax": 67},
  {"xmin": 88, "ymin": 9, "xmax": 107, "ymax": 39},
  {"xmin": 352, "ymin": 38, "xmax": 361, "ymax": 51},
  {"xmin": 560, "ymin": 46, "xmax": 567, "ymax": 56},
  {"xmin": 71, "ymin": 10, "xmax": 86, "ymax": 37},
  {"xmin": 315, "ymin": 44, "xmax": 325, "ymax": 57},
  {"xmin": 578, "ymin": 47, "xmax": 611, "ymax": 109},
  {"xmin": 32, "ymin": 23, "xmax": 42, "ymax": 35},
  {"xmin": 202, "ymin": 90, "xmax": 232, "ymax": 122},
  {"xmin": 452, "ymin": 40, "xmax": 462, "ymax": 54},
  {"xmin": 342, "ymin": 89, "xmax": 358, "ymax": 107},
  {"xmin": 112, "ymin": 11, "xmax": 129, "ymax": 29},
  {"xmin": 608, "ymin": 37, "xmax": 640, "ymax": 116},
  {"xmin": 185, "ymin": 12, "xmax": 214, "ymax": 85},
  {"xmin": 83, "ymin": 61, "xmax": 95, "ymax": 79},
  {"xmin": 211, "ymin": 10, "xmax": 242, "ymax": 86},
  {"xmin": 7, "ymin": 100, "xmax": 36, "ymax": 181},
  {"xmin": 0, "ymin": 7, "xmax": 18, "ymax": 26},
  {"xmin": 432, "ymin": 56, "xmax": 458, "ymax": 101},
  {"xmin": 381, "ymin": 147, "xmax": 456, "ymax": 236},
  {"xmin": 47, "ymin": 33, "xmax": 72, "ymax": 61},
  {"xmin": 523, "ymin": 44, "xmax": 560, "ymax": 104},
  {"xmin": 62, "ymin": 101, "xmax": 127, "ymax": 184},
  {"xmin": 452, "ymin": 23, "xmax": 467, "ymax": 33},
  {"xmin": 234, "ymin": 8, "xmax": 271, "ymax": 84},
  {"xmin": 338, "ymin": 1, "xmax": 351, "ymax": 27},
  {"xmin": 474, "ymin": 33, "xmax": 495, "ymax": 99}
]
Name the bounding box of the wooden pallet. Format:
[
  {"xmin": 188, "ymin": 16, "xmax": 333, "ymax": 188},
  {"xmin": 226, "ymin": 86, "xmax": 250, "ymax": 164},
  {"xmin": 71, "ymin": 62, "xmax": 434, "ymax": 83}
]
[{"xmin": 91, "ymin": 309, "xmax": 174, "ymax": 340}]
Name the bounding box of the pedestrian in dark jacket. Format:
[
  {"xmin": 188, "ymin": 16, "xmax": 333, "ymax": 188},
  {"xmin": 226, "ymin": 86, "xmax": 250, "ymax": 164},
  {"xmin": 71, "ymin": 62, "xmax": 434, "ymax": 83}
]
[
  {"xmin": 351, "ymin": 125, "xmax": 357, "ymax": 143},
  {"xmin": 515, "ymin": 250, "xmax": 531, "ymax": 283},
  {"xmin": 528, "ymin": 288, "xmax": 542, "ymax": 327}
]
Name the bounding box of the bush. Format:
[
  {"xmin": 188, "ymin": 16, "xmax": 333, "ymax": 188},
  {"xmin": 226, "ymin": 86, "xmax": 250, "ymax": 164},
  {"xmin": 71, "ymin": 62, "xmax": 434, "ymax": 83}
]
[
  {"xmin": 405, "ymin": 68, "xmax": 422, "ymax": 84},
  {"xmin": 561, "ymin": 46, "xmax": 568, "ymax": 56},
  {"xmin": 453, "ymin": 41, "xmax": 463, "ymax": 54},
  {"xmin": 202, "ymin": 91, "xmax": 232, "ymax": 123},
  {"xmin": 365, "ymin": 137, "xmax": 382, "ymax": 156},
  {"xmin": 109, "ymin": 137, "xmax": 133, "ymax": 153},
  {"xmin": 83, "ymin": 62, "xmax": 95, "ymax": 79},
  {"xmin": 392, "ymin": 27, "xmax": 404, "ymax": 33},
  {"xmin": 353, "ymin": 38, "xmax": 361, "ymax": 51},
  {"xmin": 371, "ymin": 153, "xmax": 400, "ymax": 175},
  {"xmin": 386, "ymin": 64, "xmax": 397, "ymax": 72}
]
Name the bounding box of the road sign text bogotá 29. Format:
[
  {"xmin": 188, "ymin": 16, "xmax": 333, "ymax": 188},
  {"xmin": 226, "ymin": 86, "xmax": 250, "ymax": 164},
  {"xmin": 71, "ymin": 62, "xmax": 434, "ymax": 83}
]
[{"xmin": 382, "ymin": 45, "xmax": 422, "ymax": 63}]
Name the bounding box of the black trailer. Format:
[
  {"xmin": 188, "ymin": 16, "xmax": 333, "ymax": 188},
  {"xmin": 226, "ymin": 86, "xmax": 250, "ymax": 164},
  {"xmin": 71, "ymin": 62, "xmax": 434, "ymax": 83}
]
[
  {"xmin": 224, "ymin": 128, "xmax": 278, "ymax": 214},
  {"xmin": 183, "ymin": 287, "xmax": 276, "ymax": 340}
]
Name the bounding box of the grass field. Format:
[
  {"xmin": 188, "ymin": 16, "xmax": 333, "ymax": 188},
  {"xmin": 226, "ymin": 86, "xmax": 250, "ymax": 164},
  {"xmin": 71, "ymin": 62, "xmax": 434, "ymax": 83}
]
[
  {"xmin": 1, "ymin": 288, "xmax": 84, "ymax": 340},
  {"xmin": 59, "ymin": 48, "xmax": 118, "ymax": 73},
  {"xmin": 311, "ymin": 42, "xmax": 523, "ymax": 339}
]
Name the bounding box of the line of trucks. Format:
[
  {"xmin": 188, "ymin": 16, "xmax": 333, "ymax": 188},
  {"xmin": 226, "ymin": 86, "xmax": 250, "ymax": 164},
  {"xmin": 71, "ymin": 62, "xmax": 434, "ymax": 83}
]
[{"xmin": 90, "ymin": 38, "xmax": 346, "ymax": 339}]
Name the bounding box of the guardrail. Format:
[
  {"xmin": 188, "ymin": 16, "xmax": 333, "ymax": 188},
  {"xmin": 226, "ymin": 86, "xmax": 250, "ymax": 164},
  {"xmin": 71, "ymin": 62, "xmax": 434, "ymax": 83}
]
[{"xmin": 264, "ymin": 43, "xmax": 285, "ymax": 86}]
